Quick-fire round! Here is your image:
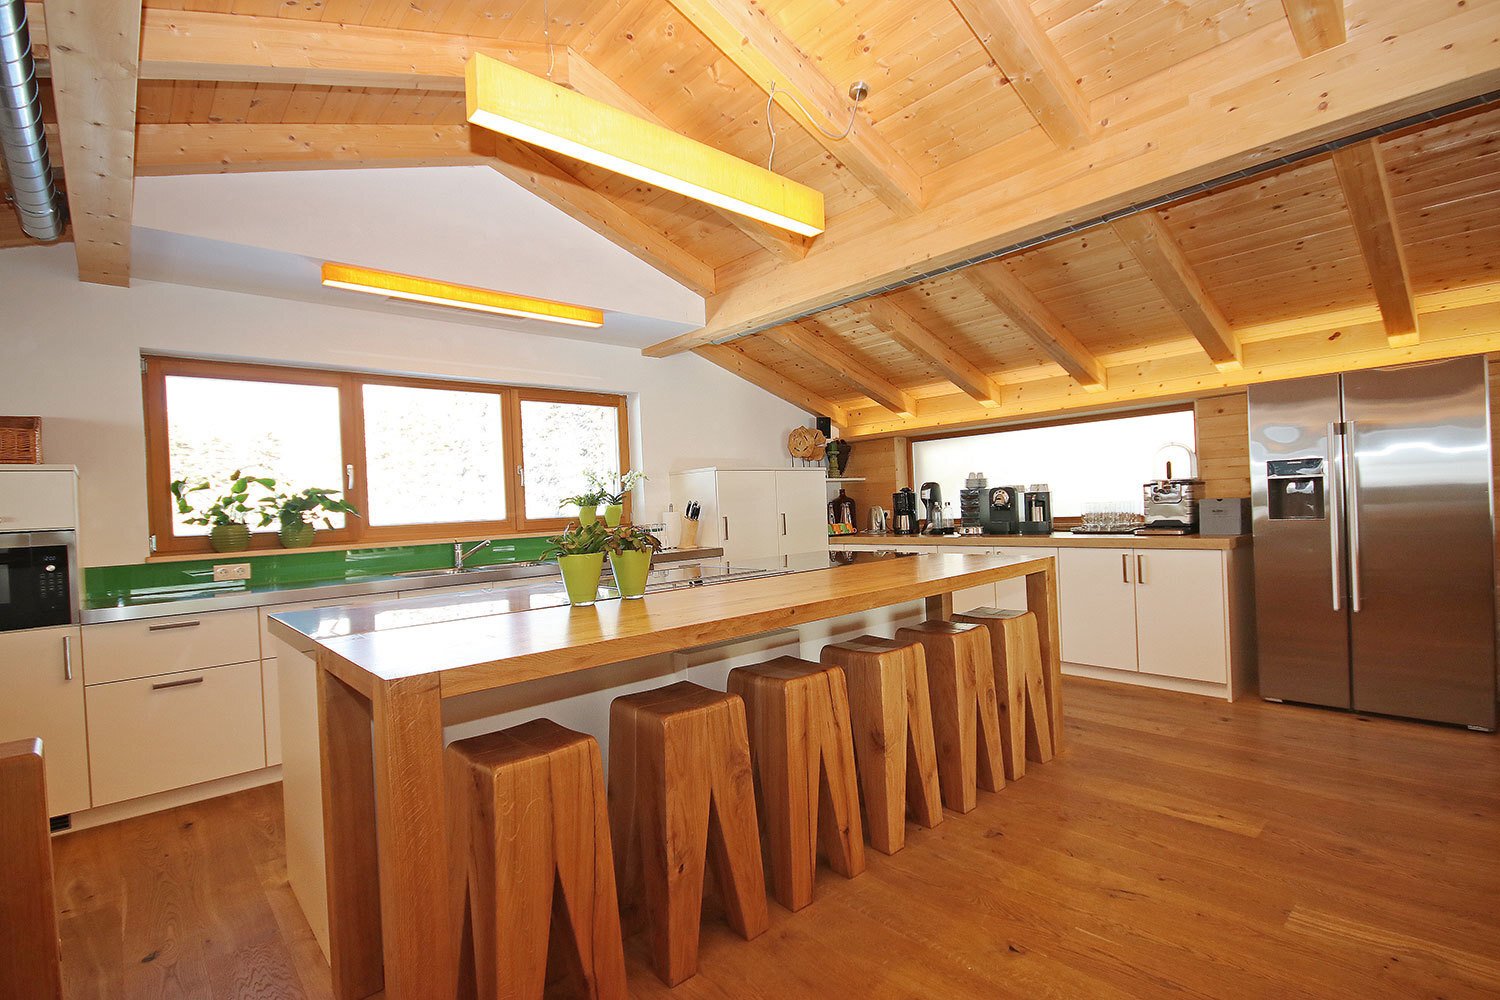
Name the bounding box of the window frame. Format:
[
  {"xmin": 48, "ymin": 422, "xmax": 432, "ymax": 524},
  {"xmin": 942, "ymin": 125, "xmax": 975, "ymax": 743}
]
[{"xmin": 142, "ymin": 356, "xmax": 631, "ymax": 555}]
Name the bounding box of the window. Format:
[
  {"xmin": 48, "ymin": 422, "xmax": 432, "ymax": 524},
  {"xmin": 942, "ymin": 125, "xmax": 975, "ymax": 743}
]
[
  {"xmin": 910, "ymin": 408, "xmax": 1196, "ymax": 518},
  {"xmin": 143, "ymin": 357, "xmax": 630, "ymax": 554}
]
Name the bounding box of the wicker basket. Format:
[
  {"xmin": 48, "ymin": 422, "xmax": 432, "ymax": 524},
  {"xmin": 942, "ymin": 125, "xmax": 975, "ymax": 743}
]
[{"xmin": 0, "ymin": 417, "xmax": 41, "ymax": 464}]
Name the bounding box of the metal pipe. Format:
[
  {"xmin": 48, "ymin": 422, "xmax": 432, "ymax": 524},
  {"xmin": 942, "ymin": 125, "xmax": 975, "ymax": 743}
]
[{"xmin": 0, "ymin": 0, "xmax": 64, "ymax": 240}]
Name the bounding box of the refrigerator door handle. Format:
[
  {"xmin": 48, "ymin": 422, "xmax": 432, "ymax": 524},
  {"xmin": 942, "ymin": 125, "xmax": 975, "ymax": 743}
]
[
  {"xmin": 1345, "ymin": 418, "xmax": 1363, "ymax": 613},
  {"xmin": 1327, "ymin": 420, "xmax": 1343, "ymax": 612}
]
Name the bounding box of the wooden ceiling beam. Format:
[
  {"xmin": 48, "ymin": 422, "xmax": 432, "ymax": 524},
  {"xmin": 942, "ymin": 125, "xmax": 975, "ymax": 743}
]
[
  {"xmin": 949, "ymin": 0, "xmax": 1093, "ymax": 148},
  {"xmin": 695, "ymin": 344, "xmax": 849, "ymax": 426},
  {"xmin": 661, "ymin": 0, "xmax": 923, "ymax": 216},
  {"xmin": 644, "ymin": 0, "xmax": 1499, "ymax": 356},
  {"xmin": 963, "ymin": 261, "xmax": 1108, "ymax": 388},
  {"xmin": 1110, "ymin": 212, "xmax": 1242, "ymax": 369},
  {"xmin": 1331, "ymin": 139, "xmax": 1418, "ymax": 347},
  {"xmin": 1282, "ymin": 0, "xmax": 1347, "ymax": 57},
  {"xmin": 861, "ymin": 296, "xmax": 1002, "ymax": 406},
  {"xmin": 763, "ymin": 320, "xmax": 915, "ymax": 416},
  {"xmin": 42, "ymin": 0, "xmax": 141, "ymax": 286}
]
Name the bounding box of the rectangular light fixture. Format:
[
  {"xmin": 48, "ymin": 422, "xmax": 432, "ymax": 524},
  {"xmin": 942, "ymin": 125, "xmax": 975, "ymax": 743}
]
[
  {"xmin": 321, "ymin": 262, "xmax": 604, "ymax": 328},
  {"xmin": 466, "ymin": 52, "xmax": 826, "ymax": 237}
]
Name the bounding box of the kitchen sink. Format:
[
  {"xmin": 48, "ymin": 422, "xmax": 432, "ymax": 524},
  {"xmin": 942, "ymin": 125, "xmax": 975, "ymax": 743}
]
[{"xmin": 391, "ymin": 562, "xmax": 551, "ymax": 580}]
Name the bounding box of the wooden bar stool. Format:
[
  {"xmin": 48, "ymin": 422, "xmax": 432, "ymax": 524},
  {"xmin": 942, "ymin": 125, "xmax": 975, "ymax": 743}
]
[
  {"xmin": 819, "ymin": 636, "xmax": 943, "ymax": 855},
  {"xmin": 954, "ymin": 608, "xmax": 1055, "ymax": 776},
  {"xmin": 727, "ymin": 656, "xmax": 866, "ymax": 911},
  {"xmin": 609, "ymin": 682, "xmax": 770, "ymax": 986},
  {"xmin": 445, "ymin": 719, "xmax": 627, "ymax": 1000},
  {"xmin": 895, "ymin": 620, "xmax": 1005, "ymax": 813},
  {"xmin": 0, "ymin": 739, "xmax": 63, "ymax": 1000}
]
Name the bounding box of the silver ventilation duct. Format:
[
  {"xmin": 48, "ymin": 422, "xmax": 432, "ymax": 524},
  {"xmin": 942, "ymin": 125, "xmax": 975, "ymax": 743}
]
[{"xmin": 0, "ymin": 0, "xmax": 64, "ymax": 241}]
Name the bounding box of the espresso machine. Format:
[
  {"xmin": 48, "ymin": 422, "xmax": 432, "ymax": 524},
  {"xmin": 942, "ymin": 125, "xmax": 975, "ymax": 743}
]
[
  {"xmin": 1019, "ymin": 484, "xmax": 1053, "ymax": 535},
  {"xmin": 1138, "ymin": 478, "xmax": 1204, "ymax": 534},
  {"xmin": 958, "ymin": 472, "xmax": 990, "ymax": 535},
  {"xmin": 982, "ymin": 484, "xmax": 1023, "ymax": 535},
  {"xmin": 891, "ymin": 487, "xmax": 919, "ymax": 536}
]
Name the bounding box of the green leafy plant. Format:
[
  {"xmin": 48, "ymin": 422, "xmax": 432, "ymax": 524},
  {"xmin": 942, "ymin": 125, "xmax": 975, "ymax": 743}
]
[
  {"xmin": 269, "ymin": 487, "xmax": 360, "ymax": 530},
  {"xmin": 604, "ymin": 524, "xmax": 662, "ymax": 555},
  {"xmin": 589, "ymin": 469, "xmax": 647, "ymax": 505},
  {"xmin": 558, "ymin": 487, "xmax": 609, "ymax": 509},
  {"xmin": 540, "ymin": 520, "xmax": 613, "ymax": 560},
  {"xmin": 169, "ymin": 471, "xmax": 277, "ymax": 527}
]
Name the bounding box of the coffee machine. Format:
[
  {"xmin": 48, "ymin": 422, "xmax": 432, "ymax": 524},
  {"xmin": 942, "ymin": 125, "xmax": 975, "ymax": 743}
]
[
  {"xmin": 958, "ymin": 472, "xmax": 990, "ymax": 535},
  {"xmin": 891, "ymin": 487, "xmax": 919, "ymax": 536},
  {"xmin": 982, "ymin": 484, "xmax": 1023, "ymax": 535},
  {"xmin": 1138, "ymin": 478, "xmax": 1204, "ymax": 534},
  {"xmin": 1019, "ymin": 484, "xmax": 1053, "ymax": 535}
]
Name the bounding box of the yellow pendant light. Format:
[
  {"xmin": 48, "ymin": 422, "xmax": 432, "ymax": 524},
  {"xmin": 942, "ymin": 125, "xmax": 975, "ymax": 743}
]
[
  {"xmin": 465, "ymin": 52, "xmax": 826, "ymax": 237},
  {"xmin": 321, "ymin": 262, "xmax": 604, "ymax": 328}
]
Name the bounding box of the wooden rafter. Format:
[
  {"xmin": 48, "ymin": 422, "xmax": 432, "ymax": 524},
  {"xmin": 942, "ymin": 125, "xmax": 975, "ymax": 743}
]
[
  {"xmin": 1282, "ymin": 0, "xmax": 1347, "ymax": 57},
  {"xmin": 763, "ymin": 320, "xmax": 915, "ymax": 416},
  {"xmin": 643, "ymin": 0, "xmax": 1500, "ymax": 356},
  {"xmin": 861, "ymin": 296, "xmax": 1001, "ymax": 406},
  {"xmin": 661, "ymin": 0, "xmax": 923, "ymax": 216},
  {"xmin": 1331, "ymin": 140, "xmax": 1418, "ymax": 347},
  {"xmin": 962, "ymin": 261, "xmax": 1108, "ymax": 388},
  {"xmin": 41, "ymin": 0, "xmax": 141, "ymax": 286},
  {"xmin": 695, "ymin": 344, "xmax": 849, "ymax": 426},
  {"xmin": 1110, "ymin": 212, "xmax": 1242, "ymax": 369},
  {"xmin": 949, "ymin": 0, "xmax": 1092, "ymax": 147}
]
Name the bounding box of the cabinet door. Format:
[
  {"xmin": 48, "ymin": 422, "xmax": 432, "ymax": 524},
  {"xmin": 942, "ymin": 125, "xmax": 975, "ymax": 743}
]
[
  {"xmin": 0, "ymin": 470, "xmax": 77, "ymax": 531},
  {"xmin": 775, "ymin": 472, "xmax": 829, "ymax": 556},
  {"xmin": 1059, "ymin": 547, "xmax": 1139, "ymax": 671},
  {"xmin": 715, "ymin": 472, "xmax": 781, "ymax": 563},
  {"xmin": 0, "ymin": 625, "xmax": 90, "ymax": 814},
  {"xmin": 992, "ymin": 546, "xmax": 1056, "ymax": 612},
  {"xmin": 1133, "ymin": 549, "xmax": 1228, "ymax": 683},
  {"xmin": 938, "ymin": 545, "xmax": 996, "ymax": 613}
]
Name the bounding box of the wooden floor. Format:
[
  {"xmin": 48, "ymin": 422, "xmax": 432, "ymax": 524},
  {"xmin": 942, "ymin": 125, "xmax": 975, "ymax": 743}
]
[{"xmin": 53, "ymin": 679, "xmax": 1500, "ymax": 999}]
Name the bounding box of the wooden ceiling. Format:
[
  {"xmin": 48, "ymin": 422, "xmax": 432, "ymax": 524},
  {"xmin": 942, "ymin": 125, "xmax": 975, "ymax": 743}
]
[{"xmin": 11, "ymin": 0, "xmax": 1500, "ymax": 437}]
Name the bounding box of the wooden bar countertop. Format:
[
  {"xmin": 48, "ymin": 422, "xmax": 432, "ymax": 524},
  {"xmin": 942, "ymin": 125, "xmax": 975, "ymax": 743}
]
[
  {"xmin": 275, "ymin": 552, "xmax": 1050, "ymax": 699},
  {"xmin": 833, "ymin": 531, "xmax": 1250, "ymax": 550}
]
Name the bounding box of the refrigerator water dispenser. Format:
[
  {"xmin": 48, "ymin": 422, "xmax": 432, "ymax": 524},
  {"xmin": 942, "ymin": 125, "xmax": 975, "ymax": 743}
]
[{"xmin": 1266, "ymin": 458, "xmax": 1326, "ymax": 520}]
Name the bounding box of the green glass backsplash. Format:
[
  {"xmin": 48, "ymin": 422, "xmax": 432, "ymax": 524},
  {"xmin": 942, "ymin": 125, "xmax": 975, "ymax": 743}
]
[{"xmin": 84, "ymin": 537, "xmax": 552, "ymax": 605}]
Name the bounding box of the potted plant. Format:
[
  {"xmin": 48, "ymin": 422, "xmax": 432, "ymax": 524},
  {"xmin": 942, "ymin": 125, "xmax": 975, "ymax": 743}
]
[
  {"xmin": 559, "ymin": 486, "xmax": 608, "ymax": 526},
  {"xmin": 604, "ymin": 524, "xmax": 661, "ymax": 600},
  {"xmin": 266, "ymin": 486, "xmax": 360, "ymax": 548},
  {"xmin": 591, "ymin": 469, "xmax": 647, "ymax": 527},
  {"xmin": 170, "ymin": 472, "xmax": 277, "ymax": 553},
  {"xmin": 540, "ymin": 521, "xmax": 612, "ymax": 606}
]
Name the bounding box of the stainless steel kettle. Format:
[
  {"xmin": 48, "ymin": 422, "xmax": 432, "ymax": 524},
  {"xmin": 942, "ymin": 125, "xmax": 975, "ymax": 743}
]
[{"xmin": 869, "ymin": 505, "xmax": 888, "ymax": 533}]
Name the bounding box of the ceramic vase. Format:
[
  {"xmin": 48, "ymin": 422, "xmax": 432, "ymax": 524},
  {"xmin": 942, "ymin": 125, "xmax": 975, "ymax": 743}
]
[{"xmin": 209, "ymin": 523, "xmax": 251, "ymax": 553}]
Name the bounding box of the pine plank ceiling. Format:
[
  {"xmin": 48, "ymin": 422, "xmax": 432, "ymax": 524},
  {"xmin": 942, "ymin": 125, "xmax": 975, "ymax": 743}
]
[{"xmin": 12, "ymin": 0, "xmax": 1500, "ymax": 437}]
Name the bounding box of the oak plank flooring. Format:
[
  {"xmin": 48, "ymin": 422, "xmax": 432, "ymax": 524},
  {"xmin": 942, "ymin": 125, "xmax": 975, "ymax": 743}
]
[{"xmin": 52, "ymin": 678, "xmax": 1500, "ymax": 999}]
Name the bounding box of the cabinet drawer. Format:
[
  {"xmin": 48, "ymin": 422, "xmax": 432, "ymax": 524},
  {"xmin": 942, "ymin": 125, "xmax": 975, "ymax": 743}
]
[
  {"xmin": 85, "ymin": 661, "xmax": 266, "ymax": 806},
  {"xmin": 83, "ymin": 608, "xmax": 260, "ymax": 685}
]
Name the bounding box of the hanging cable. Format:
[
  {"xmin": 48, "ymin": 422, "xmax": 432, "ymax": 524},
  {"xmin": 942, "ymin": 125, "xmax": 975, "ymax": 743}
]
[{"xmin": 765, "ymin": 80, "xmax": 866, "ymax": 171}]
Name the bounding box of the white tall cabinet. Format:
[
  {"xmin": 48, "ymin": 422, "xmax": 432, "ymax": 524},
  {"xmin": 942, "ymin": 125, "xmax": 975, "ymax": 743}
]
[
  {"xmin": 670, "ymin": 468, "xmax": 829, "ymax": 563},
  {"xmin": 0, "ymin": 625, "xmax": 90, "ymax": 815}
]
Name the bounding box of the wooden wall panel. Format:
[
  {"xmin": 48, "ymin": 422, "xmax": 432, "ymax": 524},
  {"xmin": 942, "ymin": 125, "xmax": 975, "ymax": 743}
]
[
  {"xmin": 841, "ymin": 436, "xmax": 909, "ymax": 530},
  {"xmin": 1195, "ymin": 392, "xmax": 1251, "ymax": 499}
]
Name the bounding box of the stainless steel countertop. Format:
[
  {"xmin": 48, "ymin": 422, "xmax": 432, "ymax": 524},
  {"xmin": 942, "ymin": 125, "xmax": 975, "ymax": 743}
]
[{"xmin": 80, "ymin": 547, "xmax": 723, "ymax": 624}]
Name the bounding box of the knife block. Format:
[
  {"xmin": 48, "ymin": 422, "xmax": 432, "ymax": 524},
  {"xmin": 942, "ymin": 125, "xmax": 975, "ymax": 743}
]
[{"xmin": 680, "ymin": 517, "xmax": 700, "ymax": 548}]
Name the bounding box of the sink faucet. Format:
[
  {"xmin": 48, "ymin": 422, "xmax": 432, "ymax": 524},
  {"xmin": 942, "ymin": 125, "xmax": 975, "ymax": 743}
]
[{"xmin": 454, "ymin": 539, "xmax": 491, "ymax": 570}]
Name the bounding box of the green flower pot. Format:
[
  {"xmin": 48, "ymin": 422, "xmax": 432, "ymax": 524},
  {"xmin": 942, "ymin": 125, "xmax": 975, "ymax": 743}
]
[
  {"xmin": 609, "ymin": 549, "xmax": 652, "ymax": 600},
  {"xmin": 603, "ymin": 503, "xmax": 624, "ymax": 527},
  {"xmin": 279, "ymin": 522, "xmax": 315, "ymax": 548},
  {"xmin": 576, "ymin": 505, "xmax": 599, "ymax": 526},
  {"xmin": 558, "ymin": 552, "xmax": 606, "ymax": 606},
  {"xmin": 209, "ymin": 523, "xmax": 251, "ymax": 553}
]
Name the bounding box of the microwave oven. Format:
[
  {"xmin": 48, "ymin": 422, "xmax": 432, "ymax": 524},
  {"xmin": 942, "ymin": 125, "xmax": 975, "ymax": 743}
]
[{"xmin": 0, "ymin": 531, "xmax": 79, "ymax": 631}]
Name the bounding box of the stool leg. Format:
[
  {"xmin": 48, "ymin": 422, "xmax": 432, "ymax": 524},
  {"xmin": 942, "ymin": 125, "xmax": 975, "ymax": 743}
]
[
  {"xmin": 488, "ymin": 758, "xmax": 555, "ymax": 1000},
  {"xmin": 815, "ymin": 669, "xmax": 866, "ymax": 879},
  {"xmin": 924, "ymin": 639, "xmax": 978, "ymax": 813},
  {"xmin": 842, "ymin": 657, "xmax": 908, "ymax": 855},
  {"xmin": 731, "ymin": 670, "xmax": 814, "ymax": 911},
  {"xmin": 971, "ymin": 641, "xmax": 1006, "ymax": 794},
  {"xmin": 549, "ymin": 740, "xmax": 628, "ymax": 1000},
  {"xmin": 902, "ymin": 650, "xmax": 944, "ymax": 830},
  {"xmin": 704, "ymin": 698, "xmax": 771, "ymax": 941},
  {"xmin": 652, "ymin": 717, "xmax": 714, "ymax": 986},
  {"xmin": 1025, "ymin": 659, "xmax": 1056, "ymax": 763}
]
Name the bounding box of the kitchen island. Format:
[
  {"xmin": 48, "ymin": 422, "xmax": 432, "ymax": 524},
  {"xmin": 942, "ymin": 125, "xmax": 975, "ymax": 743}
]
[{"xmin": 268, "ymin": 550, "xmax": 1058, "ymax": 1000}]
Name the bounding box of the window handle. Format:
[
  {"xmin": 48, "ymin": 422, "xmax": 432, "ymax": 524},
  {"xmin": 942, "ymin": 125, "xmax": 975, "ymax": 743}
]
[{"xmin": 346, "ymin": 464, "xmax": 355, "ymax": 490}]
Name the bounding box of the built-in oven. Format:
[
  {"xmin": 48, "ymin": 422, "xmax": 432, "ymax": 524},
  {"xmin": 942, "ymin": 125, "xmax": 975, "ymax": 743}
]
[{"xmin": 0, "ymin": 531, "xmax": 79, "ymax": 631}]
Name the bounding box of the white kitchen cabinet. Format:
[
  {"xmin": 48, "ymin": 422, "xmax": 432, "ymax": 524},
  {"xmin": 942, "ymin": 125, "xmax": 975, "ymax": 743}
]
[
  {"xmin": 670, "ymin": 468, "xmax": 829, "ymax": 564},
  {"xmin": 776, "ymin": 471, "xmax": 829, "ymax": 555},
  {"xmin": 1059, "ymin": 547, "xmax": 1139, "ymax": 672},
  {"xmin": 1133, "ymin": 549, "xmax": 1229, "ymax": 683},
  {"xmin": 0, "ymin": 466, "xmax": 78, "ymax": 531},
  {"xmin": 714, "ymin": 471, "xmax": 782, "ymax": 563},
  {"xmin": 938, "ymin": 545, "xmax": 997, "ymax": 613},
  {"xmin": 0, "ymin": 625, "xmax": 91, "ymax": 815}
]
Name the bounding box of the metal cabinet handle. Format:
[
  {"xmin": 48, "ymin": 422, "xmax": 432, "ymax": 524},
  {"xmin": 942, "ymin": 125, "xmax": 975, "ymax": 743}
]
[
  {"xmin": 781, "ymin": 512, "xmax": 787, "ymax": 535},
  {"xmin": 62, "ymin": 634, "xmax": 73, "ymax": 681},
  {"xmin": 723, "ymin": 516, "xmax": 729, "ymax": 540},
  {"xmin": 1345, "ymin": 419, "xmax": 1362, "ymax": 613},
  {"xmin": 1327, "ymin": 420, "xmax": 1343, "ymax": 611},
  {"xmin": 151, "ymin": 676, "xmax": 205, "ymax": 691},
  {"xmin": 1136, "ymin": 554, "xmax": 1146, "ymax": 584},
  {"xmin": 1121, "ymin": 553, "xmax": 1130, "ymax": 584},
  {"xmin": 147, "ymin": 620, "xmax": 201, "ymax": 632}
]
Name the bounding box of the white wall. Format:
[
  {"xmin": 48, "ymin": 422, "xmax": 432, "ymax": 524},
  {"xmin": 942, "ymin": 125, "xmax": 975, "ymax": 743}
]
[{"xmin": 0, "ymin": 246, "xmax": 806, "ymax": 567}]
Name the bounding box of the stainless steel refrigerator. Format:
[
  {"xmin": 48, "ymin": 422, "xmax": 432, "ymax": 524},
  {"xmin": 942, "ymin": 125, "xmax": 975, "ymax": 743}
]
[{"xmin": 1249, "ymin": 356, "xmax": 1497, "ymax": 730}]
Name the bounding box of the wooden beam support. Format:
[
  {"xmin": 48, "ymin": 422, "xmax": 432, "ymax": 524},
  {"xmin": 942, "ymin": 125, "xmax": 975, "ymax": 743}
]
[
  {"xmin": 661, "ymin": 0, "xmax": 923, "ymax": 215},
  {"xmin": 1282, "ymin": 0, "xmax": 1347, "ymax": 57},
  {"xmin": 1110, "ymin": 212, "xmax": 1241, "ymax": 369},
  {"xmin": 963, "ymin": 261, "xmax": 1109, "ymax": 387},
  {"xmin": 1331, "ymin": 140, "xmax": 1418, "ymax": 347},
  {"xmin": 763, "ymin": 320, "xmax": 915, "ymax": 416},
  {"xmin": 861, "ymin": 296, "xmax": 1002, "ymax": 406},
  {"xmin": 644, "ymin": 0, "xmax": 1499, "ymax": 356},
  {"xmin": 949, "ymin": 0, "xmax": 1093, "ymax": 147},
  {"xmin": 695, "ymin": 344, "xmax": 849, "ymax": 426},
  {"xmin": 42, "ymin": 0, "xmax": 141, "ymax": 286}
]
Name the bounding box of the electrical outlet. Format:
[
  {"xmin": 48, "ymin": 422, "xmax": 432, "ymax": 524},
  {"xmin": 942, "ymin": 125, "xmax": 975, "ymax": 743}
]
[{"xmin": 213, "ymin": 562, "xmax": 252, "ymax": 582}]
